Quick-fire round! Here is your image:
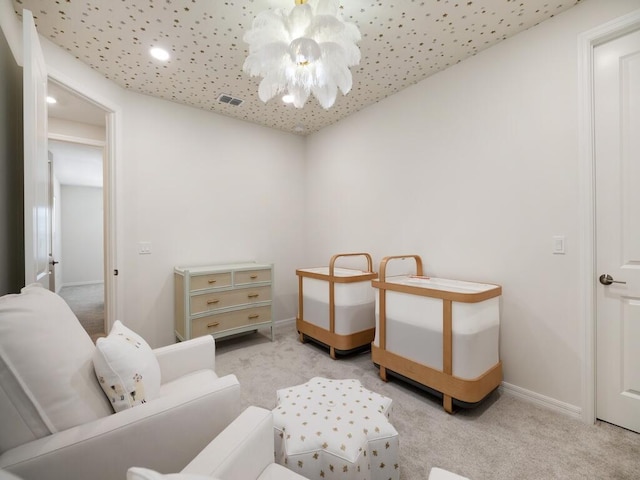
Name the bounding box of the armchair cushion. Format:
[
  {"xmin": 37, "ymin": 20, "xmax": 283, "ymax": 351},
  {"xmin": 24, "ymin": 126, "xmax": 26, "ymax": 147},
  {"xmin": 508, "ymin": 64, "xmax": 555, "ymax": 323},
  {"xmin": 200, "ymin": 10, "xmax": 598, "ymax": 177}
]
[
  {"xmin": 127, "ymin": 467, "xmax": 216, "ymax": 480},
  {"xmin": 0, "ymin": 284, "xmax": 111, "ymax": 453},
  {"xmin": 182, "ymin": 406, "xmax": 309, "ymax": 480},
  {"xmin": 93, "ymin": 320, "xmax": 161, "ymax": 411}
]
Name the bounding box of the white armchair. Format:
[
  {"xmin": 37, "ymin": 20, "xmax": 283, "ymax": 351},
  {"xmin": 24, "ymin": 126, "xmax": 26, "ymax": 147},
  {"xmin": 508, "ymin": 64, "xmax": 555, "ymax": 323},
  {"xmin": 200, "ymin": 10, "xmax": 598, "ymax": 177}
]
[
  {"xmin": 130, "ymin": 406, "xmax": 309, "ymax": 480},
  {"xmin": 0, "ymin": 284, "xmax": 241, "ymax": 480}
]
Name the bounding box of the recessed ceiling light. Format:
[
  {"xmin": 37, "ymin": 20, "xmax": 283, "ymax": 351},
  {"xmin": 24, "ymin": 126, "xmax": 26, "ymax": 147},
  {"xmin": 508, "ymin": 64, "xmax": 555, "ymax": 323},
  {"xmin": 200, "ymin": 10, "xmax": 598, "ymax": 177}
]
[
  {"xmin": 282, "ymin": 94, "xmax": 294, "ymax": 104},
  {"xmin": 46, "ymin": 96, "xmax": 57, "ymax": 104},
  {"xmin": 150, "ymin": 47, "xmax": 170, "ymax": 62}
]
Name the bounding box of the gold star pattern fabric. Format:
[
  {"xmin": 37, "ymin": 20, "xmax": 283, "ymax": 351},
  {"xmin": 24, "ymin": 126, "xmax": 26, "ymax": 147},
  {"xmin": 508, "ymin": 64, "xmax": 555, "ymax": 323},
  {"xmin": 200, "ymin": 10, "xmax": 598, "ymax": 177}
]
[{"xmin": 273, "ymin": 377, "xmax": 399, "ymax": 480}]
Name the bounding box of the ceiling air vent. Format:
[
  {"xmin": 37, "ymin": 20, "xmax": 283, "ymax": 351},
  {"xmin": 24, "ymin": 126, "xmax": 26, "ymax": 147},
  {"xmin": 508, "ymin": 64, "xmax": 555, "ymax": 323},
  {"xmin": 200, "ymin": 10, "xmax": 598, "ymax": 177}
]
[{"xmin": 217, "ymin": 94, "xmax": 244, "ymax": 107}]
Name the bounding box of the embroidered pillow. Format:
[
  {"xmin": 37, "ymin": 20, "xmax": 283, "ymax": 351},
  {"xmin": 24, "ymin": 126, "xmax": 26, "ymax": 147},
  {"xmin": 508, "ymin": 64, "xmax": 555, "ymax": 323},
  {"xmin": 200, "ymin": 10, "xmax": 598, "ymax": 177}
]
[
  {"xmin": 127, "ymin": 467, "xmax": 216, "ymax": 480},
  {"xmin": 93, "ymin": 320, "xmax": 161, "ymax": 412}
]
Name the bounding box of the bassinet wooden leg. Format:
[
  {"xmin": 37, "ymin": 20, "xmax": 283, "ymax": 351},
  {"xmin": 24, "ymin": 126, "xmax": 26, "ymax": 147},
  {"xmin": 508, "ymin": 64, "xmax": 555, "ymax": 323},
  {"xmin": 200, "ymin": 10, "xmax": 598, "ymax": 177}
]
[
  {"xmin": 379, "ymin": 366, "xmax": 388, "ymax": 382},
  {"xmin": 299, "ymin": 331, "xmax": 306, "ymax": 343},
  {"xmin": 330, "ymin": 346, "xmax": 336, "ymax": 359},
  {"xmin": 443, "ymin": 395, "xmax": 453, "ymax": 414}
]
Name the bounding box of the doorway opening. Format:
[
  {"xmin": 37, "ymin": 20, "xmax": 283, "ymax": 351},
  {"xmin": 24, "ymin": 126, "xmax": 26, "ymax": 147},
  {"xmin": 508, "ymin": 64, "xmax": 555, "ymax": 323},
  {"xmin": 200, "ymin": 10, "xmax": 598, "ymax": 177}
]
[{"xmin": 47, "ymin": 79, "xmax": 111, "ymax": 341}]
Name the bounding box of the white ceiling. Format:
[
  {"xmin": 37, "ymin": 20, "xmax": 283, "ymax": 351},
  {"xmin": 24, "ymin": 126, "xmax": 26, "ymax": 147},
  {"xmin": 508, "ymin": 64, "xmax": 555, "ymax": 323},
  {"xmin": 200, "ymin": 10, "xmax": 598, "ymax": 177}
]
[
  {"xmin": 13, "ymin": 0, "xmax": 583, "ymax": 135},
  {"xmin": 47, "ymin": 81, "xmax": 106, "ymax": 128}
]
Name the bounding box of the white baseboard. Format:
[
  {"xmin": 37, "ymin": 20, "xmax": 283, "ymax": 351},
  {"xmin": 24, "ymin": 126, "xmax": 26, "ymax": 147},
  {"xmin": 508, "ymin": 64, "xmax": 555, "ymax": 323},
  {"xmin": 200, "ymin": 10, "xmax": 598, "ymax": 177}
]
[
  {"xmin": 500, "ymin": 382, "xmax": 582, "ymax": 420},
  {"xmin": 274, "ymin": 316, "xmax": 296, "ymax": 326},
  {"xmin": 60, "ymin": 280, "xmax": 105, "ymax": 288}
]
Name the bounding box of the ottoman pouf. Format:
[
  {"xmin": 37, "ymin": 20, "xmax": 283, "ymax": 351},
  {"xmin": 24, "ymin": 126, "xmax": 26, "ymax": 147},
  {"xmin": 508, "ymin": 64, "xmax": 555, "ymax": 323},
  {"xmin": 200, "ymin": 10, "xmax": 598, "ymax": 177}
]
[{"xmin": 273, "ymin": 377, "xmax": 399, "ymax": 480}]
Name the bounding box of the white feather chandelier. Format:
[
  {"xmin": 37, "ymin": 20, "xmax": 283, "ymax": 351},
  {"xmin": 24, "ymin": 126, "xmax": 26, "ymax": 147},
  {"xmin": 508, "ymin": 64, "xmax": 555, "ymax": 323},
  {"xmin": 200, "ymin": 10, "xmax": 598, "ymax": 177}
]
[{"xmin": 243, "ymin": 0, "xmax": 361, "ymax": 109}]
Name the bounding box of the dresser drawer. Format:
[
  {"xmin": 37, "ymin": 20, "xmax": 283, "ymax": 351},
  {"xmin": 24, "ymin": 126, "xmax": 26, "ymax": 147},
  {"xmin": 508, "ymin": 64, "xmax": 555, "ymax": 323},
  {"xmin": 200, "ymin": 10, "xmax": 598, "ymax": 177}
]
[
  {"xmin": 175, "ymin": 262, "xmax": 273, "ymax": 342},
  {"xmin": 190, "ymin": 272, "xmax": 232, "ymax": 291},
  {"xmin": 191, "ymin": 306, "xmax": 272, "ymax": 338},
  {"xmin": 235, "ymin": 269, "xmax": 271, "ymax": 285},
  {"xmin": 190, "ymin": 286, "xmax": 272, "ymax": 314}
]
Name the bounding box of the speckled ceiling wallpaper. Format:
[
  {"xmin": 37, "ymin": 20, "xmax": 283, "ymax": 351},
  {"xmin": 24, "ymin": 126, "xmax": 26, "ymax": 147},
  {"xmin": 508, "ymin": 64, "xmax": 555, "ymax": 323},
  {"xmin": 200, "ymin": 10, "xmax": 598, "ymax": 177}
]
[{"xmin": 13, "ymin": 0, "xmax": 581, "ymax": 135}]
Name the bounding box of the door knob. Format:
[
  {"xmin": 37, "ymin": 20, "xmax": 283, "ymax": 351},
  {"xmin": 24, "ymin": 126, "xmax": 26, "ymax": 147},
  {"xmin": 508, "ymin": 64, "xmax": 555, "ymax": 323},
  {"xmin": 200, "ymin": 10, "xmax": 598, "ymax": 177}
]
[{"xmin": 599, "ymin": 274, "xmax": 626, "ymax": 286}]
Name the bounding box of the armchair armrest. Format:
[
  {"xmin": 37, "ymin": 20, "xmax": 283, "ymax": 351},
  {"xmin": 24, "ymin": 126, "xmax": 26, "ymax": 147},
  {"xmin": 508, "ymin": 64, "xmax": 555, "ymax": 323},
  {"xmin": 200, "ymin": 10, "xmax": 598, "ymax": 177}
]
[
  {"xmin": 154, "ymin": 335, "xmax": 216, "ymax": 384},
  {"xmin": 181, "ymin": 406, "xmax": 274, "ymax": 480},
  {"xmin": 0, "ymin": 374, "xmax": 241, "ymax": 480}
]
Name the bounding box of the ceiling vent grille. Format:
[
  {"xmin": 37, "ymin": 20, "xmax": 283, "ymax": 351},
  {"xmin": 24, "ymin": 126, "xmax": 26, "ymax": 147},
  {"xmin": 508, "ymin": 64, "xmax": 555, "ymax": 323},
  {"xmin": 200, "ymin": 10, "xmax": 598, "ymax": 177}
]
[{"xmin": 217, "ymin": 94, "xmax": 244, "ymax": 107}]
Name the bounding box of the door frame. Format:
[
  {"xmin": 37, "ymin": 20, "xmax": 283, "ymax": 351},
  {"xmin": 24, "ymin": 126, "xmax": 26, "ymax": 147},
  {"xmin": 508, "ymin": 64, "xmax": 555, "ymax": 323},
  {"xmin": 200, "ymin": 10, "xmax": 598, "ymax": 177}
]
[
  {"xmin": 46, "ymin": 71, "xmax": 122, "ymax": 332},
  {"xmin": 578, "ymin": 9, "xmax": 640, "ymax": 426},
  {"xmin": 48, "ymin": 134, "xmax": 106, "ymax": 299}
]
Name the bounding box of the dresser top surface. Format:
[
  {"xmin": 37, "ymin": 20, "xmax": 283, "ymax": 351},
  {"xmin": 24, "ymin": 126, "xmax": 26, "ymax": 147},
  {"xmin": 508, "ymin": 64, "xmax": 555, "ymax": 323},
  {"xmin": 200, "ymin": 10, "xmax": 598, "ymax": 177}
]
[{"xmin": 175, "ymin": 262, "xmax": 271, "ymax": 275}]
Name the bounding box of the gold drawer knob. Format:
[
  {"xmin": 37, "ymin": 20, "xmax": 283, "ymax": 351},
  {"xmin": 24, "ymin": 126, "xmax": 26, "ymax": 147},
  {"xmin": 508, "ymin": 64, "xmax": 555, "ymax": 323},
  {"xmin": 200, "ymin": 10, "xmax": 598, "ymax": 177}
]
[
  {"xmin": 207, "ymin": 299, "xmax": 220, "ymax": 305},
  {"xmin": 247, "ymin": 293, "xmax": 259, "ymax": 298},
  {"xmin": 208, "ymin": 279, "xmax": 217, "ymax": 284},
  {"xmin": 207, "ymin": 321, "xmax": 220, "ymax": 328},
  {"xmin": 250, "ymin": 274, "xmax": 258, "ymax": 279},
  {"xmin": 248, "ymin": 314, "xmax": 259, "ymax": 319}
]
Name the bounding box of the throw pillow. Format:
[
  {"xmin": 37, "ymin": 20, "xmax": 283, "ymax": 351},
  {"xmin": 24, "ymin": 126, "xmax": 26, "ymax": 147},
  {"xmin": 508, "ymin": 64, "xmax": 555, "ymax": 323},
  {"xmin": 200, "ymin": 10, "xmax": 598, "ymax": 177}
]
[
  {"xmin": 127, "ymin": 467, "xmax": 216, "ymax": 480},
  {"xmin": 93, "ymin": 320, "xmax": 161, "ymax": 412}
]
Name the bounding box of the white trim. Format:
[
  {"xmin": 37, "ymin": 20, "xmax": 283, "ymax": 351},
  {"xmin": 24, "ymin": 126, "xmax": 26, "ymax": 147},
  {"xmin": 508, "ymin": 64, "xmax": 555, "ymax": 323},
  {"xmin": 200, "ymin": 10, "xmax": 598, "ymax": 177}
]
[
  {"xmin": 274, "ymin": 316, "xmax": 296, "ymax": 326},
  {"xmin": 48, "ymin": 132, "xmax": 105, "ymax": 148},
  {"xmin": 500, "ymin": 382, "xmax": 582, "ymax": 420},
  {"xmin": 578, "ymin": 9, "xmax": 640, "ymax": 427},
  {"xmin": 60, "ymin": 280, "xmax": 104, "ymax": 287},
  {"xmin": 45, "ymin": 68, "xmax": 123, "ymax": 335},
  {"xmin": 104, "ymin": 109, "xmax": 121, "ymax": 333}
]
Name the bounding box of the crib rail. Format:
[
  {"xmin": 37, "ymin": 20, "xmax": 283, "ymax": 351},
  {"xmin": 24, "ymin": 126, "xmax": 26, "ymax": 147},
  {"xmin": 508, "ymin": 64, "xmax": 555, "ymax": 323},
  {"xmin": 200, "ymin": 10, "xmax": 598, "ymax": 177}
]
[{"xmin": 378, "ymin": 254, "xmax": 424, "ymax": 282}]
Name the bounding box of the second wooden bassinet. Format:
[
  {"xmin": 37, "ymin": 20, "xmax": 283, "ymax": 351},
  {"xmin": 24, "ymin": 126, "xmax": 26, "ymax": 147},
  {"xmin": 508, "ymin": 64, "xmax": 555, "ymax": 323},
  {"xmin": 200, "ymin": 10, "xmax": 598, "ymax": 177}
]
[{"xmin": 372, "ymin": 255, "xmax": 502, "ymax": 412}]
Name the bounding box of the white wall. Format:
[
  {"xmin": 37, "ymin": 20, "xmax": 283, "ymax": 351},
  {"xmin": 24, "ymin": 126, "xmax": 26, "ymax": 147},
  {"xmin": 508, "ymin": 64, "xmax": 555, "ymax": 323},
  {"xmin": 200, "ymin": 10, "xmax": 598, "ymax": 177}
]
[
  {"xmin": 11, "ymin": 4, "xmax": 307, "ymax": 347},
  {"xmin": 120, "ymin": 92, "xmax": 306, "ymax": 346},
  {"xmin": 305, "ymin": 0, "xmax": 640, "ymax": 409},
  {"xmin": 61, "ymin": 185, "xmax": 103, "ymax": 285}
]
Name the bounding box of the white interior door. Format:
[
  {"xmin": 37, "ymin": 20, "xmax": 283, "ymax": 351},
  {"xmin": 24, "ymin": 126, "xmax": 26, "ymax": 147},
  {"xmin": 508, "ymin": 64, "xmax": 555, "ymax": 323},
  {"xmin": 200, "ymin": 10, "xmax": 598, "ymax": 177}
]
[
  {"xmin": 594, "ymin": 28, "xmax": 640, "ymax": 434},
  {"xmin": 23, "ymin": 9, "xmax": 50, "ymax": 288}
]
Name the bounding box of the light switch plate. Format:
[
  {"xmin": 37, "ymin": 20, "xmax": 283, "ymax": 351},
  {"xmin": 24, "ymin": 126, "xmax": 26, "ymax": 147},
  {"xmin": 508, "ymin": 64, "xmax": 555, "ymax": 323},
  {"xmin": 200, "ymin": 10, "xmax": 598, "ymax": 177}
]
[
  {"xmin": 552, "ymin": 235, "xmax": 565, "ymax": 255},
  {"xmin": 138, "ymin": 242, "xmax": 152, "ymax": 255}
]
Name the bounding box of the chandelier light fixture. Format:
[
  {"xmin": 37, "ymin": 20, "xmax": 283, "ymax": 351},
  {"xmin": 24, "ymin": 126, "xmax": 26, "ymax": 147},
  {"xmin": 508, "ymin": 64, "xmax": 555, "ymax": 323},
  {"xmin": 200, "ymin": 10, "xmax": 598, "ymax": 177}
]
[{"xmin": 243, "ymin": 0, "xmax": 361, "ymax": 109}]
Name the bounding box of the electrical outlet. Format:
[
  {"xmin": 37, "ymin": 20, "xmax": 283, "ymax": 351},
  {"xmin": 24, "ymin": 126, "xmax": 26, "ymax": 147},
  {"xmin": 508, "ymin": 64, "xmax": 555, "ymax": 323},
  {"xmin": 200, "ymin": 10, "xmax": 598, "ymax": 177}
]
[{"xmin": 138, "ymin": 242, "xmax": 152, "ymax": 255}]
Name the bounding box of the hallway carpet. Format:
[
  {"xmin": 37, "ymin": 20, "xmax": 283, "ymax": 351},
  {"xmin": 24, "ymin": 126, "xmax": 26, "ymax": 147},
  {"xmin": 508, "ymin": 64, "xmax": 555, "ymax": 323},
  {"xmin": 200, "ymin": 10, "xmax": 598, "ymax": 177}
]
[{"xmin": 58, "ymin": 283, "xmax": 105, "ymax": 340}]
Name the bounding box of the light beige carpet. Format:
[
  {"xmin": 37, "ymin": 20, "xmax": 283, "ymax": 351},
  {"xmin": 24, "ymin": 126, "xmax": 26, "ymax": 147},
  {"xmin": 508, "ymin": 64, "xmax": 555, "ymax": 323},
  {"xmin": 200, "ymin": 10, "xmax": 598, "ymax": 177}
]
[
  {"xmin": 214, "ymin": 322, "xmax": 639, "ymax": 480},
  {"xmin": 58, "ymin": 283, "xmax": 105, "ymax": 340}
]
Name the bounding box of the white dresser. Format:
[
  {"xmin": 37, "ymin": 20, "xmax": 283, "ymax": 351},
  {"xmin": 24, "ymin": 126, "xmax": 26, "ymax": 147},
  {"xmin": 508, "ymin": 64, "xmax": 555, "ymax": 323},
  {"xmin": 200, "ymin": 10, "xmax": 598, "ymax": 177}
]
[{"xmin": 174, "ymin": 262, "xmax": 274, "ymax": 341}]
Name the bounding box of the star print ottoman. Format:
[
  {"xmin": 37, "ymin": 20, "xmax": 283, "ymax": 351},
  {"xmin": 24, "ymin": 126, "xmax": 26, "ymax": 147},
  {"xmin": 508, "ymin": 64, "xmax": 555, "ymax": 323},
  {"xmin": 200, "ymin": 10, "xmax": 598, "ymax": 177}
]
[{"xmin": 273, "ymin": 377, "xmax": 399, "ymax": 480}]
